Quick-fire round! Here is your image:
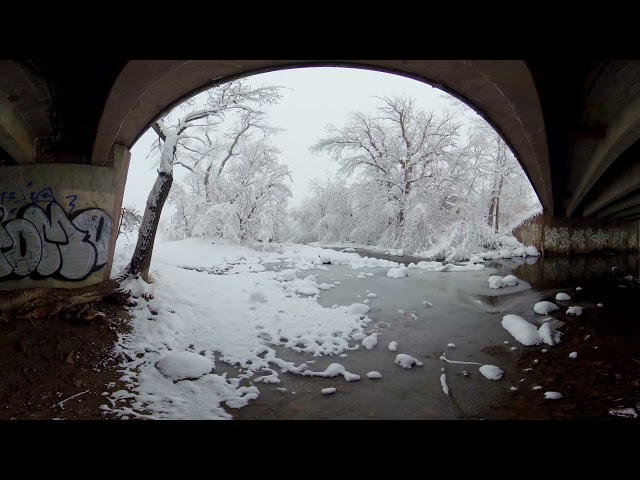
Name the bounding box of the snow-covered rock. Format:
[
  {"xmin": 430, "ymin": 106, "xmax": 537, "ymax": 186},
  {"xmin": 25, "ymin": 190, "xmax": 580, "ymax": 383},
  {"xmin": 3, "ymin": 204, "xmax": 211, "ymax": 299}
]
[
  {"xmin": 362, "ymin": 333, "xmax": 378, "ymax": 350},
  {"xmin": 367, "ymin": 293, "xmax": 377, "ymax": 298},
  {"xmin": 321, "ymin": 387, "xmax": 337, "ymax": 395},
  {"xmin": 525, "ymin": 245, "xmax": 539, "ymax": 256},
  {"xmin": 499, "ymin": 248, "xmax": 513, "ymax": 259},
  {"xmin": 349, "ymin": 303, "xmax": 370, "ymax": 315},
  {"xmin": 534, "ymin": 301, "xmax": 559, "ymax": 315},
  {"xmin": 366, "ymin": 371, "xmax": 382, "ymax": 379},
  {"xmin": 502, "ymin": 314, "xmax": 541, "ymax": 346},
  {"xmin": 155, "ymin": 351, "xmax": 214, "ymax": 381},
  {"xmin": 569, "ymin": 351, "xmax": 578, "ymax": 359},
  {"xmin": 479, "ymin": 365, "xmax": 503, "ymax": 380},
  {"xmin": 488, "ymin": 275, "xmax": 504, "ymax": 289},
  {"xmin": 566, "ymin": 306, "xmax": 583, "ymax": 316},
  {"xmin": 395, "ymin": 354, "xmax": 423, "ymax": 368},
  {"xmin": 502, "ymin": 275, "xmax": 519, "ymax": 286},
  {"xmin": 555, "ymin": 292, "xmax": 571, "ymax": 301},
  {"xmin": 544, "ymin": 391, "xmax": 562, "ymax": 400},
  {"xmin": 513, "ymin": 247, "xmax": 526, "ymax": 257},
  {"xmin": 387, "ymin": 267, "xmax": 409, "ymax": 278},
  {"xmin": 538, "ymin": 322, "xmax": 562, "ymax": 346},
  {"xmin": 447, "ymin": 343, "xmax": 456, "ymax": 348},
  {"xmin": 388, "ymin": 341, "xmax": 398, "ymax": 352}
]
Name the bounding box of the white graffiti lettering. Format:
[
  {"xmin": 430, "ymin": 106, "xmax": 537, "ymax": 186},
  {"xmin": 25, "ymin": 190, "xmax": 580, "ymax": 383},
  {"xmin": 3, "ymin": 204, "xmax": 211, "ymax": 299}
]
[{"xmin": 0, "ymin": 202, "xmax": 114, "ymax": 282}]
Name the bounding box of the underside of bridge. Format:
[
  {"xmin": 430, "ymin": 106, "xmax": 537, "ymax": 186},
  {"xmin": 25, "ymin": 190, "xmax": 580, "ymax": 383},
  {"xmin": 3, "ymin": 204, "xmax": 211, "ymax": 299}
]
[{"xmin": 0, "ymin": 60, "xmax": 639, "ymax": 289}]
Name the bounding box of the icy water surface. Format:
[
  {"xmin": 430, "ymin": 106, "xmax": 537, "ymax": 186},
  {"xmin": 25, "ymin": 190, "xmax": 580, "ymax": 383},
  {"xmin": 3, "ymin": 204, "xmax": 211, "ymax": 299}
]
[{"xmin": 223, "ymin": 250, "xmax": 639, "ymax": 420}]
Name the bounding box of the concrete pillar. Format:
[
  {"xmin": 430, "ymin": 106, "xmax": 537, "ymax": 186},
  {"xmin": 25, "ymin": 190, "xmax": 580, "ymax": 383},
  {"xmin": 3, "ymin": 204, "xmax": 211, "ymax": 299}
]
[
  {"xmin": 0, "ymin": 144, "xmax": 131, "ymax": 290},
  {"xmin": 513, "ymin": 212, "xmax": 640, "ymax": 256}
]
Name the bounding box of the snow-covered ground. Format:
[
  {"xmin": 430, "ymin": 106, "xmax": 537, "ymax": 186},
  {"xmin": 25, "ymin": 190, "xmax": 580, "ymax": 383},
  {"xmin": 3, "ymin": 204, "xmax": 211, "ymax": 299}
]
[{"xmin": 105, "ymin": 236, "xmax": 549, "ymax": 420}]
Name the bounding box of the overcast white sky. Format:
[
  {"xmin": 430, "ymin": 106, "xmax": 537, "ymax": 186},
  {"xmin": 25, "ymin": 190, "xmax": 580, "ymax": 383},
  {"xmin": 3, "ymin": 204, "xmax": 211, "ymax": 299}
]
[{"xmin": 123, "ymin": 66, "xmax": 478, "ymax": 215}]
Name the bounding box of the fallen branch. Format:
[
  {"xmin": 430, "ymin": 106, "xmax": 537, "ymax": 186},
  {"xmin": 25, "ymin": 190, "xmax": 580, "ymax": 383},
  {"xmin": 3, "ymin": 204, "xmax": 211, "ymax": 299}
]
[{"xmin": 53, "ymin": 390, "xmax": 90, "ymax": 409}]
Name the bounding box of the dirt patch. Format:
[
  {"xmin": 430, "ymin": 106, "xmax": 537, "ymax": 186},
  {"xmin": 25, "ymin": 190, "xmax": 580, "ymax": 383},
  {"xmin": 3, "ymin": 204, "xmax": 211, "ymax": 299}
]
[{"xmin": 0, "ymin": 281, "xmax": 133, "ymax": 420}]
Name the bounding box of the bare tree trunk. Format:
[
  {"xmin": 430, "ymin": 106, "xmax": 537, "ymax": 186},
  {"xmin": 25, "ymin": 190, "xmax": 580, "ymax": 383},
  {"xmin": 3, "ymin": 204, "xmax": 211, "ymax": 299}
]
[
  {"xmin": 126, "ymin": 172, "xmax": 173, "ymax": 281},
  {"xmin": 494, "ymin": 175, "xmax": 504, "ymax": 233}
]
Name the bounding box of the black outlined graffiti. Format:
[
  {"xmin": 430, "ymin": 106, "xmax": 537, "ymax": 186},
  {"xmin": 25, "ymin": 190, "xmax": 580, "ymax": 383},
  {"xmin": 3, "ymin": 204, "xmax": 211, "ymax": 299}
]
[{"xmin": 0, "ymin": 202, "xmax": 114, "ymax": 282}]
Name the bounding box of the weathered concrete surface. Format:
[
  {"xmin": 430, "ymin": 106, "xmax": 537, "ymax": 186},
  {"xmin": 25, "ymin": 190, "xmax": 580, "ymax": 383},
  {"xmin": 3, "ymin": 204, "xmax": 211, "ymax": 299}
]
[
  {"xmin": 514, "ymin": 212, "xmax": 640, "ymax": 255},
  {"xmin": 0, "ymin": 146, "xmax": 130, "ymax": 289}
]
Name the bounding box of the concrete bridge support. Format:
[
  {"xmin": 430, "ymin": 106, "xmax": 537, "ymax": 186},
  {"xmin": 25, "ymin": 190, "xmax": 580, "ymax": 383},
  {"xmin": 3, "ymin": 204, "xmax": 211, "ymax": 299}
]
[
  {"xmin": 513, "ymin": 213, "xmax": 640, "ymax": 256},
  {"xmin": 0, "ymin": 145, "xmax": 130, "ymax": 289}
]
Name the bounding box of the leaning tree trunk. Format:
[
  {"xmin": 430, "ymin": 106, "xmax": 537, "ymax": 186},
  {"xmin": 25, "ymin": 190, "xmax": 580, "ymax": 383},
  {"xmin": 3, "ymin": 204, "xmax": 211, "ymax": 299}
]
[{"xmin": 127, "ymin": 171, "xmax": 173, "ymax": 281}]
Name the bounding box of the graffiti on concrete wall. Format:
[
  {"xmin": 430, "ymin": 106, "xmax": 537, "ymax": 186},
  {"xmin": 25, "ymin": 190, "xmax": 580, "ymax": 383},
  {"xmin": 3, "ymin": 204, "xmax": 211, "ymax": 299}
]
[
  {"xmin": 0, "ymin": 201, "xmax": 113, "ymax": 282},
  {"xmin": 542, "ymin": 226, "xmax": 635, "ymax": 253}
]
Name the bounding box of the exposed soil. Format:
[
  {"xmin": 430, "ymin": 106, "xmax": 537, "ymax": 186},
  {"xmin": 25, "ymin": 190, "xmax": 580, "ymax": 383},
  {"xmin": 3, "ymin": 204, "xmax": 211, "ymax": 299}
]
[{"xmin": 0, "ymin": 281, "xmax": 133, "ymax": 420}]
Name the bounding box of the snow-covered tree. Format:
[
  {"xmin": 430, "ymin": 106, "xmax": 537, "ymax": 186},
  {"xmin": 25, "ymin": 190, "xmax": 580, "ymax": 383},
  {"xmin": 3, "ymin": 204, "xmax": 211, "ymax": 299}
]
[{"xmin": 127, "ymin": 80, "xmax": 283, "ymax": 281}]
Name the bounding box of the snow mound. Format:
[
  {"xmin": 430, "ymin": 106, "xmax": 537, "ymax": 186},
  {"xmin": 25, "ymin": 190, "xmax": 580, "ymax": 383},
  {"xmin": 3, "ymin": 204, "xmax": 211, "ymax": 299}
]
[
  {"xmin": 488, "ymin": 276, "xmax": 504, "ymax": 289},
  {"xmin": 280, "ymin": 270, "xmax": 297, "ymax": 281},
  {"xmin": 538, "ymin": 322, "xmax": 562, "ymax": 346},
  {"xmin": 479, "ymin": 365, "xmax": 503, "ymax": 380},
  {"xmin": 321, "ymin": 388, "xmax": 337, "ymax": 395},
  {"xmin": 155, "ymin": 351, "xmax": 214, "ymax": 381},
  {"xmin": 534, "ymin": 301, "xmax": 559, "ymax": 315},
  {"xmin": 555, "ymin": 292, "xmax": 571, "ymax": 301},
  {"xmin": 525, "ymin": 245, "xmax": 540, "ymax": 256},
  {"xmin": 513, "ymin": 247, "xmax": 526, "ymax": 257},
  {"xmin": 303, "ymin": 363, "xmax": 361, "ymax": 382},
  {"xmin": 499, "ymin": 248, "xmax": 513, "ymax": 259},
  {"xmin": 352, "ymin": 332, "xmax": 366, "ymax": 341},
  {"xmin": 367, "ymin": 371, "xmax": 382, "ymax": 379},
  {"xmin": 249, "ymin": 292, "xmax": 267, "ymax": 303},
  {"xmin": 502, "ymin": 314, "xmax": 541, "ymax": 346},
  {"xmin": 502, "ymin": 275, "xmax": 519, "ymax": 286},
  {"xmin": 349, "ymin": 303, "xmax": 370, "ymax": 315},
  {"xmin": 367, "ymin": 293, "xmax": 377, "ymax": 298},
  {"xmin": 395, "ymin": 354, "xmax": 423, "ymax": 369},
  {"xmin": 440, "ymin": 373, "xmax": 449, "ymax": 396},
  {"xmin": 388, "ymin": 341, "xmax": 398, "ymax": 352},
  {"xmin": 566, "ymin": 306, "xmax": 583, "ymax": 316},
  {"xmin": 362, "ymin": 333, "xmax": 378, "ymax": 350},
  {"xmin": 387, "ymin": 267, "xmax": 409, "ymax": 278},
  {"xmin": 544, "ymin": 391, "xmax": 562, "ymax": 400}
]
